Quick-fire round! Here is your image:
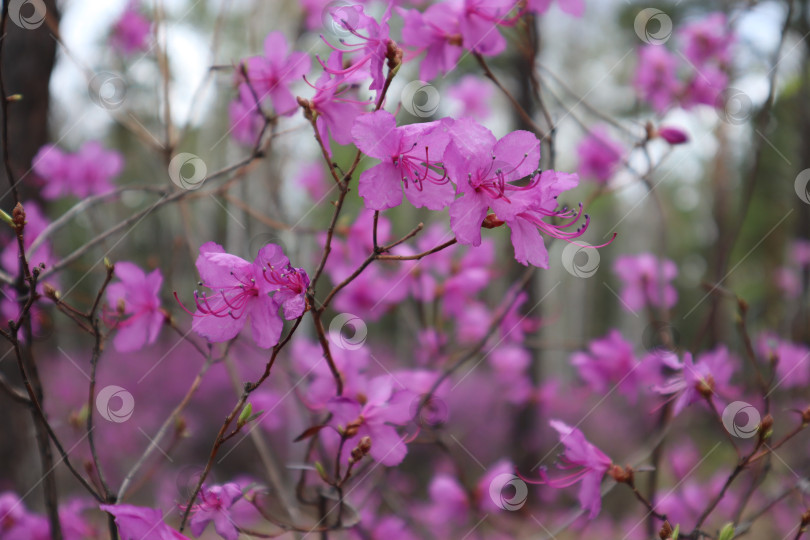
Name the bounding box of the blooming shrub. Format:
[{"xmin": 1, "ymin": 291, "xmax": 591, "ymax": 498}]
[{"xmin": 1, "ymin": 1, "xmax": 808, "ymax": 540}]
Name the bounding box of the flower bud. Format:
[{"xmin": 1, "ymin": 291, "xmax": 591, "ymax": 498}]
[
  {"xmin": 658, "ymin": 521, "xmax": 673, "ymax": 540},
  {"xmin": 657, "ymin": 126, "xmax": 689, "ymax": 145},
  {"xmin": 12, "ymin": 202, "xmax": 25, "ymax": 232},
  {"xmin": 482, "ymin": 213, "xmax": 505, "ymax": 229}
]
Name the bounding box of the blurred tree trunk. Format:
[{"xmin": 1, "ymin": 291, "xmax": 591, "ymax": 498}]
[
  {"xmin": 0, "ymin": 0, "xmax": 58, "ymax": 208},
  {"xmin": 0, "ymin": 0, "xmax": 59, "ymax": 521},
  {"xmin": 796, "ymin": 0, "xmax": 810, "ymax": 343}
]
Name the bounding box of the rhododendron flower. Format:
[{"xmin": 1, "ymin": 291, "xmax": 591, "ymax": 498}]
[
  {"xmin": 458, "ymin": 0, "xmax": 520, "ymax": 56},
  {"xmin": 613, "ymin": 253, "xmax": 677, "ymax": 312},
  {"xmin": 445, "ymin": 119, "xmax": 605, "ymax": 267},
  {"xmin": 297, "ymin": 162, "xmax": 329, "ymax": 200},
  {"xmin": 105, "ymin": 262, "xmax": 164, "ymax": 353},
  {"xmin": 528, "ymin": 0, "xmax": 585, "ymax": 17},
  {"xmin": 681, "ymin": 64, "xmax": 727, "ymax": 109},
  {"xmin": 791, "ymin": 239, "xmax": 810, "ymax": 266},
  {"xmin": 653, "ymin": 347, "xmax": 737, "ymax": 416},
  {"xmin": 100, "ymin": 504, "xmax": 190, "ymax": 540},
  {"xmin": 577, "ymin": 126, "xmax": 624, "ymax": 183},
  {"xmin": 110, "ymin": 2, "xmax": 151, "ymax": 55},
  {"xmin": 243, "ymin": 31, "xmax": 311, "ymax": 116},
  {"xmin": 634, "ymin": 46, "xmax": 680, "ymax": 114},
  {"xmin": 572, "ymin": 329, "xmax": 654, "ymax": 402},
  {"xmin": 319, "ymin": 4, "xmax": 394, "ymax": 99},
  {"xmin": 757, "ymin": 334, "xmax": 810, "ymax": 388},
  {"xmin": 327, "ymin": 375, "xmax": 414, "ymax": 465},
  {"xmin": 399, "ymin": 3, "xmax": 464, "ymax": 81},
  {"xmin": 679, "ymin": 13, "xmax": 733, "ymax": 67},
  {"xmin": 0, "ymin": 495, "xmax": 95, "ymax": 540},
  {"xmin": 33, "ymin": 142, "xmax": 123, "ymax": 199},
  {"xmin": 187, "ymin": 483, "xmax": 242, "ymax": 540},
  {"xmin": 1, "ymin": 201, "xmax": 55, "ymax": 277},
  {"xmin": 447, "ymin": 75, "xmax": 493, "ymax": 121},
  {"xmin": 228, "ymin": 84, "xmax": 265, "ymax": 146},
  {"xmin": 181, "ymin": 242, "xmax": 308, "ymax": 349},
  {"xmin": 305, "ymin": 51, "xmax": 370, "ymax": 157},
  {"xmin": 352, "ymin": 111, "xmax": 454, "ymax": 210},
  {"xmin": 520, "ymin": 420, "xmax": 612, "ymax": 518}
]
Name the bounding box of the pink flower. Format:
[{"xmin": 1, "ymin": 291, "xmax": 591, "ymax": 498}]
[
  {"xmin": 33, "ymin": 141, "xmax": 123, "ymax": 199},
  {"xmin": 444, "ymin": 119, "xmax": 605, "ymax": 267},
  {"xmin": 352, "ymin": 111, "xmax": 454, "ymax": 210},
  {"xmin": 576, "ymin": 126, "xmax": 624, "ymax": 183},
  {"xmin": 681, "ymin": 64, "xmax": 727, "ymax": 109},
  {"xmin": 528, "ymin": 0, "xmax": 585, "ymax": 17},
  {"xmin": 308, "ymin": 51, "xmax": 369, "ymax": 157},
  {"xmin": 458, "ymin": 0, "xmax": 519, "ymax": 56},
  {"xmin": 792, "ymin": 239, "xmax": 810, "ymax": 266},
  {"xmin": 320, "ymin": 4, "xmax": 393, "ymax": 99},
  {"xmin": 110, "ymin": 2, "xmax": 151, "ymax": 55},
  {"xmin": 228, "ymin": 84, "xmax": 265, "ymax": 146},
  {"xmin": 613, "ymin": 253, "xmax": 677, "ymax": 312},
  {"xmin": 297, "ymin": 162, "xmax": 329, "ymax": 200},
  {"xmin": 679, "ymin": 13, "xmax": 733, "ymax": 67},
  {"xmin": 1, "ymin": 200, "xmax": 55, "ymax": 278},
  {"xmin": 105, "ymin": 262, "xmax": 164, "ymax": 353},
  {"xmin": 572, "ymin": 329, "xmax": 654, "ymax": 402},
  {"xmin": 243, "ymin": 31, "xmax": 311, "ymax": 116},
  {"xmin": 399, "ymin": 2, "xmax": 464, "ymax": 81},
  {"xmin": 187, "ymin": 483, "xmax": 242, "ymax": 540},
  {"xmin": 757, "ymin": 334, "xmax": 810, "ymax": 388},
  {"xmin": 182, "ymin": 242, "xmax": 308, "ymax": 349},
  {"xmin": 520, "ymin": 420, "xmax": 612, "ymax": 518},
  {"xmin": 326, "ymin": 375, "xmax": 414, "ymax": 466},
  {"xmin": 634, "ymin": 45, "xmax": 680, "ymax": 114},
  {"xmin": 100, "ymin": 504, "xmax": 190, "ymax": 540},
  {"xmin": 653, "ymin": 347, "xmax": 737, "ymax": 416},
  {"xmin": 447, "ymin": 75, "xmax": 493, "ymax": 121}
]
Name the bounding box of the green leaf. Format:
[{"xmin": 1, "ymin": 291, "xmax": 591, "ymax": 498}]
[{"xmin": 718, "ymin": 522, "xmax": 735, "ymax": 540}]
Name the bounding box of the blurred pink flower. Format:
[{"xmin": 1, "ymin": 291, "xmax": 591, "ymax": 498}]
[
  {"xmin": 447, "ymin": 75, "xmax": 493, "ymax": 121},
  {"xmin": 228, "ymin": 84, "xmax": 265, "ymax": 146},
  {"xmin": 106, "ymin": 262, "xmax": 164, "ymax": 353},
  {"xmin": 110, "ymin": 2, "xmax": 151, "ymax": 55},
  {"xmin": 528, "ymin": 0, "xmax": 585, "ymax": 17},
  {"xmin": 327, "ymin": 375, "xmax": 414, "ymax": 466},
  {"xmin": 243, "ymin": 31, "xmax": 311, "ymax": 116},
  {"xmin": 520, "ymin": 420, "xmax": 612, "ymax": 518},
  {"xmin": 634, "ymin": 45, "xmax": 680, "ymax": 114},
  {"xmin": 297, "ymin": 162, "xmax": 329, "ymax": 201},
  {"xmin": 576, "ymin": 126, "xmax": 624, "ymax": 183},
  {"xmin": 33, "ymin": 142, "xmax": 123, "ymax": 199},
  {"xmin": 613, "ymin": 253, "xmax": 678, "ymax": 312},
  {"xmin": 572, "ymin": 329, "xmax": 655, "ymax": 402},
  {"xmin": 757, "ymin": 334, "xmax": 810, "ymax": 388},
  {"xmin": 100, "ymin": 504, "xmax": 190, "ymax": 540},
  {"xmin": 679, "ymin": 13, "xmax": 733, "ymax": 67},
  {"xmin": 399, "ymin": 2, "xmax": 463, "ymax": 81},
  {"xmin": 653, "ymin": 347, "xmax": 737, "ymax": 416},
  {"xmin": 791, "ymin": 239, "xmax": 810, "ymax": 266}
]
